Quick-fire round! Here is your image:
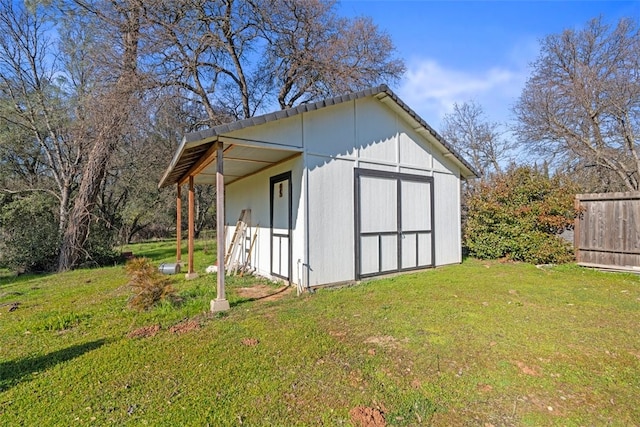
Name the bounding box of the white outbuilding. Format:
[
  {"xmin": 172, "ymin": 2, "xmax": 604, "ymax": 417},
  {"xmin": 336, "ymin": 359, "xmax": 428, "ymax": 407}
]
[{"xmin": 159, "ymin": 85, "xmax": 477, "ymax": 309}]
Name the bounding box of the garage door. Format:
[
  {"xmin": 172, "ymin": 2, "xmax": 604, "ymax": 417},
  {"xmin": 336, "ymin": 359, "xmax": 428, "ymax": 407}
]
[{"xmin": 355, "ymin": 169, "xmax": 434, "ymax": 279}]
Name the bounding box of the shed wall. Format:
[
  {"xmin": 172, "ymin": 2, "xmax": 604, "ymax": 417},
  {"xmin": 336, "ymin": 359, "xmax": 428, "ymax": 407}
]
[
  {"xmin": 303, "ymin": 101, "xmax": 356, "ymax": 158},
  {"xmin": 306, "ymin": 155, "xmax": 356, "ymax": 285},
  {"xmin": 303, "ymin": 97, "xmax": 463, "ymax": 285},
  {"xmin": 227, "ymin": 115, "xmax": 303, "ymax": 148}
]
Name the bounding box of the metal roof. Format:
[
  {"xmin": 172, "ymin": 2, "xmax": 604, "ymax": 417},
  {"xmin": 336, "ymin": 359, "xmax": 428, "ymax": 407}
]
[{"xmin": 158, "ymin": 85, "xmax": 478, "ymax": 188}]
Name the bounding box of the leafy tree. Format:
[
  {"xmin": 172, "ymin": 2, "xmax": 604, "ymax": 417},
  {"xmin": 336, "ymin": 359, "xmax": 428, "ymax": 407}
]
[
  {"xmin": 464, "ymin": 166, "xmax": 578, "ymax": 264},
  {"xmin": 514, "ymin": 17, "xmax": 640, "ymax": 191}
]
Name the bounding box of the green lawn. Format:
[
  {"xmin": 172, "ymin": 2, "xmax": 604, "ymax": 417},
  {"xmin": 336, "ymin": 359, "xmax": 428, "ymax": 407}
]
[{"xmin": 1, "ymin": 241, "xmax": 639, "ymax": 426}]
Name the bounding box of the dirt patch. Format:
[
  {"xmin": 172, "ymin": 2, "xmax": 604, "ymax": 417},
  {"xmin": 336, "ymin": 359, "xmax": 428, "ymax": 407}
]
[
  {"xmin": 241, "ymin": 338, "xmax": 259, "ymax": 346},
  {"xmin": 514, "ymin": 360, "xmax": 540, "ymax": 376},
  {"xmin": 127, "ymin": 324, "xmax": 161, "ymax": 339},
  {"xmin": 169, "ymin": 320, "xmax": 200, "ymax": 334},
  {"xmin": 364, "ymin": 336, "xmax": 398, "ymax": 348},
  {"xmin": 349, "ymin": 406, "xmax": 386, "ymax": 427},
  {"xmin": 477, "ymin": 383, "xmax": 494, "ymax": 392},
  {"xmin": 236, "ymin": 284, "xmax": 292, "ymax": 301}
]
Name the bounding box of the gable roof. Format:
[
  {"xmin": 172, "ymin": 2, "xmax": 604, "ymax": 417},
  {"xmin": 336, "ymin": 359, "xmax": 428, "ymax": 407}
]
[{"xmin": 159, "ymin": 85, "xmax": 478, "ymax": 188}]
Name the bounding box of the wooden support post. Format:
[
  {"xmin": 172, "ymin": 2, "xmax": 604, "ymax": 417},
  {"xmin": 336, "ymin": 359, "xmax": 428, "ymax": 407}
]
[
  {"xmin": 211, "ymin": 142, "xmax": 229, "ymax": 312},
  {"xmin": 176, "ymin": 184, "xmax": 182, "ymax": 264},
  {"xmin": 574, "ymin": 195, "xmax": 580, "ymax": 263},
  {"xmin": 185, "ymin": 176, "xmax": 198, "ymax": 279}
]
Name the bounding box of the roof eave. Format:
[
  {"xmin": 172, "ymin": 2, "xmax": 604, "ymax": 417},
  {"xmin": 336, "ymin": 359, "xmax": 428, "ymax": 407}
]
[{"xmin": 158, "ymin": 135, "xmax": 218, "ymax": 188}]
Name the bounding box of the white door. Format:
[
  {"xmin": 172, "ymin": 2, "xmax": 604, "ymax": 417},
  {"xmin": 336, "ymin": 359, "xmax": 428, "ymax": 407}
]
[
  {"xmin": 358, "ymin": 174, "xmax": 398, "ymax": 276},
  {"xmin": 270, "ymin": 172, "xmax": 291, "ymax": 281}
]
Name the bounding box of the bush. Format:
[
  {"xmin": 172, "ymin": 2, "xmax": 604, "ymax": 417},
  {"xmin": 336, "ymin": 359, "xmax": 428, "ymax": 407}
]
[
  {"xmin": 126, "ymin": 257, "xmax": 177, "ymax": 311},
  {"xmin": 0, "ymin": 193, "xmax": 60, "ymax": 273},
  {"xmin": 464, "ymin": 166, "xmax": 577, "ymax": 264},
  {"xmin": 81, "ymin": 216, "xmax": 120, "ymax": 267}
]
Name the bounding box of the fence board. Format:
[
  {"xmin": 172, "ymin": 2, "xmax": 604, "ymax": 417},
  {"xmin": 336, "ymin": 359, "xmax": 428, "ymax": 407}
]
[{"xmin": 575, "ymin": 192, "xmax": 640, "ymax": 272}]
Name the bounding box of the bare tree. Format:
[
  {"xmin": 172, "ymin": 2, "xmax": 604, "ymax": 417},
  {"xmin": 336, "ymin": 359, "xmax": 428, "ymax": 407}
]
[
  {"xmin": 147, "ymin": 0, "xmax": 404, "ymax": 121},
  {"xmin": 255, "ymin": 0, "xmax": 405, "ymax": 109},
  {"xmin": 145, "ymin": 0, "xmax": 261, "ymax": 123},
  {"xmin": 514, "ymin": 17, "xmax": 640, "ymax": 191},
  {"xmin": 441, "ymin": 101, "xmax": 512, "ymax": 179}
]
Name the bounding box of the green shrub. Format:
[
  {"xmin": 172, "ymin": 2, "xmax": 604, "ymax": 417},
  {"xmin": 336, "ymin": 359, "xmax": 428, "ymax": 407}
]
[
  {"xmin": 464, "ymin": 166, "xmax": 577, "ymax": 264},
  {"xmin": 126, "ymin": 257, "xmax": 177, "ymax": 311},
  {"xmin": 0, "ymin": 193, "xmax": 60, "ymax": 272}
]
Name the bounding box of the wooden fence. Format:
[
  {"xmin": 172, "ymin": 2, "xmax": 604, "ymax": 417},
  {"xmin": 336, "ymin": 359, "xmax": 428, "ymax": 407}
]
[{"xmin": 574, "ymin": 192, "xmax": 640, "ymax": 272}]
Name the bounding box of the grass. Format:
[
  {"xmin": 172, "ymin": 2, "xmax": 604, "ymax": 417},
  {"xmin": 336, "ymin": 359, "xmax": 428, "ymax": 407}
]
[{"xmin": 1, "ymin": 241, "xmax": 639, "ymax": 426}]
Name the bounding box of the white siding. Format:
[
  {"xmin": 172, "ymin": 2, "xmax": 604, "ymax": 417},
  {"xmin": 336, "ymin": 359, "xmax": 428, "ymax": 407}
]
[
  {"xmin": 306, "ymin": 155, "xmax": 355, "ymax": 286},
  {"xmin": 230, "ymin": 115, "xmax": 303, "ymax": 148},
  {"xmin": 355, "ymin": 98, "xmax": 398, "ymax": 163},
  {"xmin": 433, "ymin": 171, "xmax": 462, "ymax": 266},
  {"xmin": 399, "ymin": 128, "xmax": 431, "ymax": 169},
  {"xmin": 303, "ymin": 101, "xmax": 356, "ymax": 158},
  {"xmin": 432, "ymin": 148, "xmax": 458, "ymax": 174},
  {"xmin": 357, "ymin": 161, "xmax": 397, "ymax": 173}
]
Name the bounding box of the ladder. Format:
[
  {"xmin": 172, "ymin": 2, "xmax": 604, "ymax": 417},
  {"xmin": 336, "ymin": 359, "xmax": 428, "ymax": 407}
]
[
  {"xmin": 224, "ymin": 209, "xmax": 250, "ymax": 272},
  {"xmin": 239, "ymin": 225, "xmax": 259, "ymax": 275}
]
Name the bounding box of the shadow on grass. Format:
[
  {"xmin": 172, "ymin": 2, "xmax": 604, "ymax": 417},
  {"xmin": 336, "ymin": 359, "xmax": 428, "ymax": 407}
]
[
  {"xmin": 134, "ymin": 247, "xmax": 178, "ymax": 262},
  {"xmin": 0, "ymin": 271, "xmax": 55, "ymax": 290},
  {"xmin": 229, "ymin": 286, "xmax": 292, "ymax": 308},
  {"xmin": 0, "ymin": 339, "xmax": 106, "ymax": 392}
]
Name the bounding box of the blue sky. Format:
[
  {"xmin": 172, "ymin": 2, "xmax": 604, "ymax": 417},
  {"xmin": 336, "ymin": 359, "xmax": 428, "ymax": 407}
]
[{"xmin": 339, "ymin": 1, "xmax": 640, "ymax": 130}]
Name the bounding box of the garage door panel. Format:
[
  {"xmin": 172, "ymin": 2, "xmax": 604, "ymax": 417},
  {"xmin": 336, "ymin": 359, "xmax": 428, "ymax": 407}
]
[
  {"xmin": 401, "ymin": 180, "xmax": 431, "ymax": 231},
  {"xmin": 418, "ymin": 233, "xmax": 432, "ymax": 267},
  {"xmin": 380, "ymin": 234, "xmax": 398, "ymax": 272},
  {"xmin": 360, "ymin": 235, "xmax": 379, "ymax": 275},
  {"xmin": 360, "ymin": 176, "xmax": 397, "ymax": 233},
  {"xmin": 401, "ymin": 233, "xmax": 417, "ymax": 268}
]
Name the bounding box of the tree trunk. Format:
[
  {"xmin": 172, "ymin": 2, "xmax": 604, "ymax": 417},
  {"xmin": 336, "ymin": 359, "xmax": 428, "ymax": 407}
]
[{"xmin": 58, "ymin": 136, "xmax": 114, "ymax": 270}]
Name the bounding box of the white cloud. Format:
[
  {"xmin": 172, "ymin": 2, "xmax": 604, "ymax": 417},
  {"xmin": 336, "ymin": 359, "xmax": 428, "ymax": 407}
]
[{"xmin": 397, "ymin": 58, "xmax": 529, "ymax": 128}]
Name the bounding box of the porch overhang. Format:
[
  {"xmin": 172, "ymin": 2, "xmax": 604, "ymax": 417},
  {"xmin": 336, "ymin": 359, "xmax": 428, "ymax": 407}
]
[
  {"xmin": 158, "ymin": 135, "xmax": 303, "ymax": 189},
  {"xmin": 159, "ymin": 131, "xmax": 303, "ymax": 314}
]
